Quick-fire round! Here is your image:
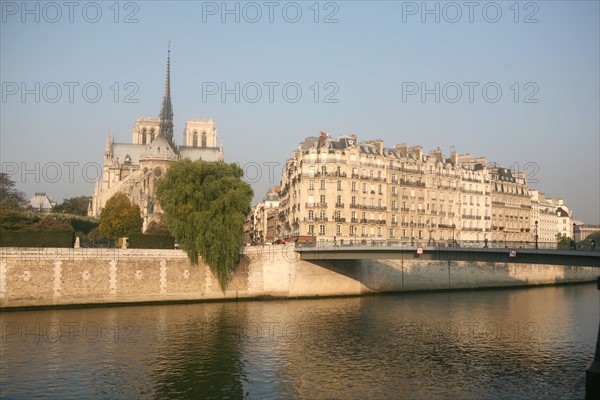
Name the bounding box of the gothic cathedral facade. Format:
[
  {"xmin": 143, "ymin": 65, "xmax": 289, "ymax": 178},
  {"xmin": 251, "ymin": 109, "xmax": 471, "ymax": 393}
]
[{"xmin": 88, "ymin": 50, "xmax": 223, "ymax": 231}]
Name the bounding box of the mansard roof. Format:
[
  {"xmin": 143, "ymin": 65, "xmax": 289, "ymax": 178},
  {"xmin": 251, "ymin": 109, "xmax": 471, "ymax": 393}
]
[{"xmin": 30, "ymin": 192, "xmax": 55, "ymax": 210}]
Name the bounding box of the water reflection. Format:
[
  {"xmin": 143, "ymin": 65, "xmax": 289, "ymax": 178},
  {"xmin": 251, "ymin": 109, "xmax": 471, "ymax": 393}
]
[
  {"xmin": 1, "ymin": 283, "xmax": 597, "ymax": 399},
  {"xmin": 150, "ymin": 304, "xmax": 246, "ymax": 398}
]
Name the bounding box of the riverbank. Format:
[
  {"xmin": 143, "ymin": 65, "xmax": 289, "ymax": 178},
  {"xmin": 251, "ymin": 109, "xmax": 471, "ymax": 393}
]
[{"xmin": 1, "ymin": 245, "xmax": 597, "ymax": 309}]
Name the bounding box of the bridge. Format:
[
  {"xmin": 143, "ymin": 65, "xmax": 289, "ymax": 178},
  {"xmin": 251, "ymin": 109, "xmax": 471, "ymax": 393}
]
[{"xmin": 295, "ymin": 245, "xmax": 600, "ymax": 267}]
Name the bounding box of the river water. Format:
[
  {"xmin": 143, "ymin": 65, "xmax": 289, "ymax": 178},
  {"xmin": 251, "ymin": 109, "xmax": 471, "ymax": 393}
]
[{"xmin": 1, "ymin": 283, "xmax": 598, "ymax": 399}]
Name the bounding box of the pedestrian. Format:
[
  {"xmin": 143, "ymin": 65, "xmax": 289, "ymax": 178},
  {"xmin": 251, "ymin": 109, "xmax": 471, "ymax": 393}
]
[{"xmin": 591, "ymin": 240, "xmax": 596, "ymax": 251}]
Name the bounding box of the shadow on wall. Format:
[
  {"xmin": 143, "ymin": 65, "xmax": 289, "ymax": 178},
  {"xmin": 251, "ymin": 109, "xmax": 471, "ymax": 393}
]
[{"xmin": 308, "ymin": 256, "xmax": 588, "ymax": 293}]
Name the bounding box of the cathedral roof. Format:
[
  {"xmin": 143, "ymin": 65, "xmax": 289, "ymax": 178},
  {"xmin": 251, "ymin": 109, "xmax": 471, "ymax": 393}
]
[
  {"xmin": 110, "ymin": 134, "xmax": 178, "ymax": 165},
  {"xmin": 111, "ymin": 143, "xmax": 148, "ymax": 165},
  {"xmin": 179, "ymin": 146, "xmax": 222, "ymax": 162},
  {"xmin": 140, "ymin": 134, "xmax": 178, "ymax": 161}
]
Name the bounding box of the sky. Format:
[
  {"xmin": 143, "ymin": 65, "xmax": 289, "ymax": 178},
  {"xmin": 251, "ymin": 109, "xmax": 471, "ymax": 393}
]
[{"xmin": 1, "ymin": 0, "xmax": 599, "ymax": 223}]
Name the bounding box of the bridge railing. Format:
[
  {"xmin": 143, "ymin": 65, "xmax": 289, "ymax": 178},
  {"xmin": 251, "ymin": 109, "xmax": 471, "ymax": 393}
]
[{"xmin": 295, "ymin": 239, "xmax": 598, "ymax": 252}]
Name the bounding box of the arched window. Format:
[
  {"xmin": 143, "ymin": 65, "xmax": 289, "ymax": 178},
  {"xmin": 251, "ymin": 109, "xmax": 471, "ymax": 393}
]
[
  {"xmin": 193, "ymin": 132, "xmax": 198, "ymax": 147},
  {"xmin": 150, "ymin": 128, "xmax": 155, "ymax": 142},
  {"xmin": 142, "ymin": 128, "xmax": 147, "ymax": 144},
  {"xmin": 202, "ymin": 132, "xmax": 207, "ymax": 147}
]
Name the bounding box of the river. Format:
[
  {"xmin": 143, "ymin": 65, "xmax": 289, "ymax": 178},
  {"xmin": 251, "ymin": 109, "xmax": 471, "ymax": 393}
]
[{"xmin": 1, "ymin": 282, "xmax": 598, "ymax": 399}]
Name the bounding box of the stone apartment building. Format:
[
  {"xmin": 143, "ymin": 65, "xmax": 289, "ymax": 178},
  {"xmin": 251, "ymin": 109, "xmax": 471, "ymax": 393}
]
[
  {"xmin": 574, "ymin": 224, "xmax": 600, "ymax": 242},
  {"xmin": 273, "ymin": 132, "xmax": 551, "ymax": 247},
  {"xmin": 529, "ymin": 190, "xmax": 575, "ymax": 248},
  {"xmin": 247, "ymin": 188, "xmax": 280, "ymax": 244},
  {"xmin": 488, "ymin": 166, "xmax": 532, "ymax": 245},
  {"xmin": 530, "ymin": 190, "xmax": 559, "ymax": 247}
]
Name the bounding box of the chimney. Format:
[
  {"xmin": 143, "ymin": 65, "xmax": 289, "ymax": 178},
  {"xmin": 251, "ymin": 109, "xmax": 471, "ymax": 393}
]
[
  {"xmin": 318, "ymin": 131, "xmax": 327, "ymax": 148},
  {"xmin": 475, "ymin": 157, "xmax": 487, "ymax": 166},
  {"xmin": 395, "ymin": 143, "xmax": 407, "ymax": 157},
  {"xmin": 409, "ymin": 145, "xmax": 423, "ymax": 160},
  {"xmin": 429, "ymin": 148, "xmax": 443, "ymax": 162},
  {"xmin": 458, "ymin": 154, "xmax": 472, "ymax": 164},
  {"xmin": 451, "ymin": 151, "xmax": 458, "ymax": 164},
  {"xmin": 366, "ymin": 139, "xmax": 384, "ymax": 154}
]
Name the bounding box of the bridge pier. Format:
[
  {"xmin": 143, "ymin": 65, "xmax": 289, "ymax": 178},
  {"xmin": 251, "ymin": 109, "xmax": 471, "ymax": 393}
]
[{"xmin": 586, "ymin": 276, "xmax": 600, "ymax": 400}]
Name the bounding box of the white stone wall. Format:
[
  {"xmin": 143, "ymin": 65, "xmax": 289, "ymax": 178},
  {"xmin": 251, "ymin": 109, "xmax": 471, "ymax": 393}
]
[{"xmin": 0, "ymin": 246, "xmax": 596, "ymax": 309}]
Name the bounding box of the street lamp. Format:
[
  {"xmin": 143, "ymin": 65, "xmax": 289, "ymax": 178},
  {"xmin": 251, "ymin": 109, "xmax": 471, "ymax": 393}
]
[
  {"xmin": 573, "ymin": 222, "xmax": 577, "ymax": 250},
  {"xmin": 535, "ymin": 220, "xmax": 539, "ymax": 249},
  {"xmin": 451, "ymin": 223, "xmax": 456, "ymax": 247}
]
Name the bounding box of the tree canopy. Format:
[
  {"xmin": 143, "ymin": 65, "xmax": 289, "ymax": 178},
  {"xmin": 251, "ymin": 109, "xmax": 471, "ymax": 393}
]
[
  {"xmin": 99, "ymin": 193, "xmax": 143, "ymax": 238},
  {"xmin": 556, "ymin": 234, "xmax": 572, "ymax": 250},
  {"xmin": 156, "ymin": 159, "xmax": 253, "ymax": 291},
  {"xmin": 54, "ymin": 196, "xmax": 91, "ymax": 215},
  {"xmin": 0, "ymin": 172, "xmax": 27, "ymax": 209}
]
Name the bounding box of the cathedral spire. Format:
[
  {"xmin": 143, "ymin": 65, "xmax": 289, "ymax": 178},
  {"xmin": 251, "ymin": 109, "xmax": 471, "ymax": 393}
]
[
  {"xmin": 159, "ymin": 43, "xmax": 175, "ymax": 149},
  {"xmin": 105, "ymin": 130, "xmax": 111, "ymax": 154}
]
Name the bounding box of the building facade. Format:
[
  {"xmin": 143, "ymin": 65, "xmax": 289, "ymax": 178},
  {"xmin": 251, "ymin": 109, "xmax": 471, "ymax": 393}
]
[
  {"xmin": 574, "ymin": 224, "xmax": 600, "ymax": 242},
  {"xmin": 276, "ymin": 133, "xmax": 568, "ymax": 248},
  {"xmin": 488, "ymin": 167, "xmax": 532, "ymax": 246},
  {"xmin": 88, "ymin": 50, "xmax": 223, "ymax": 230},
  {"xmin": 247, "ymin": 188, "xmax": 280, "ymax": 245},
  {"xmin": 30, "ymin": 192, "xmax": 56, "ymax": 213}
]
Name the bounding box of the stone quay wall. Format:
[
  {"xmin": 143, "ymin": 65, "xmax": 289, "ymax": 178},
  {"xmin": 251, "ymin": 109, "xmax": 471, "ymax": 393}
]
[{"xmin": 0, "ymin": 245, "xmax": 597, "ymax": 309}]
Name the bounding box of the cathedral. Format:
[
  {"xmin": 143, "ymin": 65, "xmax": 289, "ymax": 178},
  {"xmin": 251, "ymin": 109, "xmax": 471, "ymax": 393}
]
[{"xmin": 88, "ymin": 49, "xmax": 223, "ymax": 231}]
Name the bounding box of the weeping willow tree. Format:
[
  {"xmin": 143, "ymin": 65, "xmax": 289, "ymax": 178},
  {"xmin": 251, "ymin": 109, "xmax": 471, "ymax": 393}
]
[{"xmin": 156, "ymin": 160, "xmax": 253, "ymax": 291}]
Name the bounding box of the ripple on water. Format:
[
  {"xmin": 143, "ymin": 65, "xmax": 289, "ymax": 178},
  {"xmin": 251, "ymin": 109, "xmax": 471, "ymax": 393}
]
[{"xmin": 0, "ymin": 283, "xmax": 597, "ymax": 399}]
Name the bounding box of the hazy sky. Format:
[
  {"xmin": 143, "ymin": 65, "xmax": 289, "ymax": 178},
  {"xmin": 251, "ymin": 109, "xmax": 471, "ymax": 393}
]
[{"xmin": 1, "ymin": 1, "xmax": 598, "ymax": 223}]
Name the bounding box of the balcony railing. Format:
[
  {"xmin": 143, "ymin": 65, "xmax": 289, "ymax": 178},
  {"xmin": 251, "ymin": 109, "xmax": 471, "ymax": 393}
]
[
  {"xmin": 400, "ymin": 179, "xmax": 425, "ymax": 187},
  {"xmin": 438, "ymin": 224, "xmax": 456, "ymax": 229},
  {"xmin": 462, "ymin": 189, "xmax": 484, "ymax": 195},
  {"xmin": 305, "ymin": 202, "xmax": 327, "ymax": 208}
]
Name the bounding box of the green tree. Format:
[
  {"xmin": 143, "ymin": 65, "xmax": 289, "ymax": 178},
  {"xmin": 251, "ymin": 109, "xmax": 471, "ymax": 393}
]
[
  {"xmin": 99, "ymin": 193, "xmax": 143, "ymax": 238},
  {"xmin": 0, "ymin": 208, "xmax": 39, "ymax": 230},
  {"xmin": 156, "ymin": 159, "xmax": 253, "ymax": 291},
  {"xmin": 53, "ymin": 196, "xmax": 91, "ymax": 215},
  {"xmin": 581, "ymin": 231, "xmax": 600, "ymax": 251},
  {"xmin": 145, "ymin": 220, "xmax": 172, "ymax": 235},
  {"xmin": 0, "ymin": 172, "xmax": 27, "ymax": 208},
  {"xmin": 556, "ymin": 234, "xmax": 572, "ymax": 250}
]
